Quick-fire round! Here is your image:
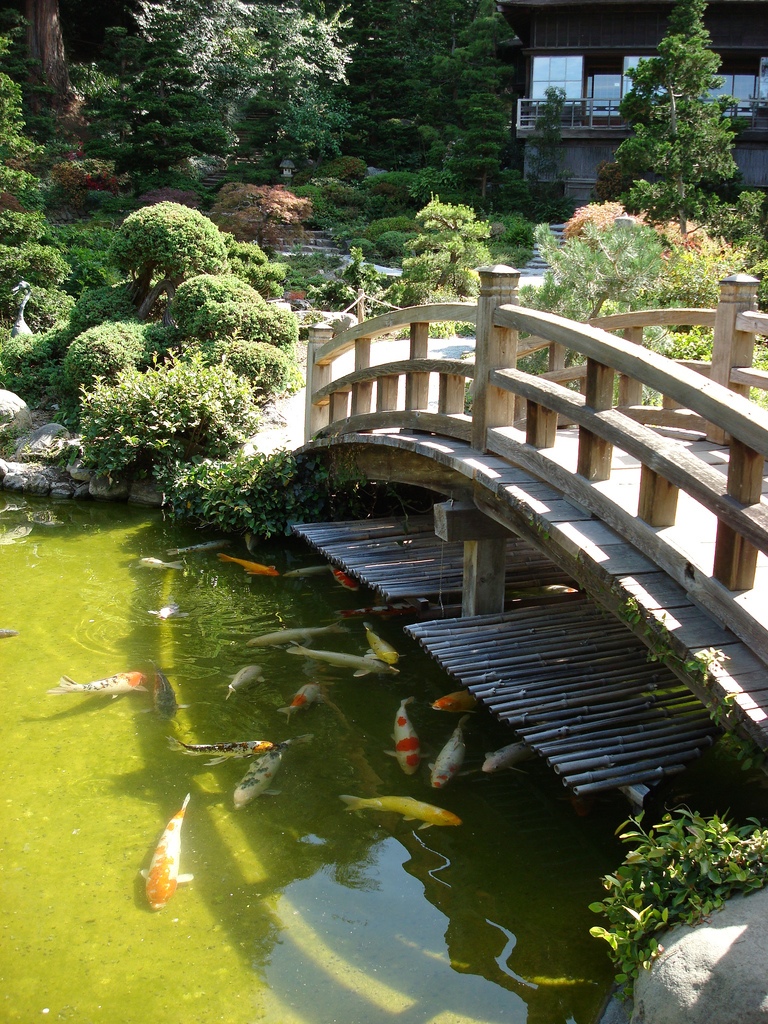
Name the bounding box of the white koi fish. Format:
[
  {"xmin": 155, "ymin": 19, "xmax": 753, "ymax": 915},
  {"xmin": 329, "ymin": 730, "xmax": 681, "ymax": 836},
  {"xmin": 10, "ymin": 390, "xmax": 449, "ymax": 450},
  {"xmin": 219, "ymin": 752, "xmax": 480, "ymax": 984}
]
[
  {"xmin": 226, "ymin": 664, "xmax": 264, "ymax": 699},
  {"xmin": 148, "ymin": 601, "xmax": 189, "ymax": 620},
  {"xmin": 233, "ymin": 735, "xmax": 313, "ymax": 808},
  {"xmin": 363, "ymin": 622, "xmax": 400, "ymax": 665},
  {"xmin": 0, "ymin": 629, "xmax": 19, "ymax": 638},
  {"xmin": 245, "ymin": 623, "xmax": 348, "ymax": 647},
  {"xmin": 482, "ymin": 741, "xmax": 535, "ymax": 773},
  {"xmin": 139, "ymin": 557, "xmax": 184, "ymax": 570},
  {"xmin": 285, "ymin": 644, "xmax": 399, "ymax": 677},
  {"xmin": 166, "ymin": 540, "xmax": 230, "ymax": 555},
  {"xmin": 283, "ymin": 565, "xmax": 333, "ymax": 577},
  {"xmin": 47, "ymin": 671, "xmax": 148, "ymax": 695},
  {"xmin": 278, "ymin": 682, "xmax": 322, "ymax": 720},
  {"xmin": 141, "ymin": 793, "xmax": 193, "ymax": 910},
  {"xmin": 168, "ymin": 736, "xmax": 276, "ymax": 765},
  {"xmin": 386, "ymin": 696, "xmax": 420, "ymax": 775},
  {"xmin": 430, "ymin": 715, "xmax": 470, "ymax": 789}
]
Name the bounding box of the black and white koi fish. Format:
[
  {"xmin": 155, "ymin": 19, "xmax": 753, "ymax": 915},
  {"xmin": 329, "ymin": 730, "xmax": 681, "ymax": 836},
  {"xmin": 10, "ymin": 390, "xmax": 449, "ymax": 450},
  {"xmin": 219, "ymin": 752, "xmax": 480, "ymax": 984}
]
[
  {"xmin": 167, "ymin": 736, "xmax": 276, "ymax": 765},
  {"xmin": 166, "ymin": 540, "xmax": 231, "ymax": 555}
]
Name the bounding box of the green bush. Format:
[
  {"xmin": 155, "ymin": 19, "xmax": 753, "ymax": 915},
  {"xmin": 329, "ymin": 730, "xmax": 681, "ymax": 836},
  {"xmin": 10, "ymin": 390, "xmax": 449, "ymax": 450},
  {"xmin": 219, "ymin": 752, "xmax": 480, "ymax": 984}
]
[
  {"xmin": 347, "ymin": 236, "xmax": 376, "ymax": 259},
  {"xmin": 590, "ymin": 809, "xmax": 768, "ymax": 990},
  {"xmin": 645, "ymin": 238, "xmax": 747, "ymax": 309},
  {"xmin": 361, "ymin": 172, "xmax": 419, "ymax": 218},
  {"xmin": 79, "ymin": 352, "xmax": 259, "ymax": 478},
  {"xmin": 1, "ymin": 326, "xmax": 68, "ymax": 403},
  {"xmin": 319, "ymin": 156, "xmax": 368, "ymax": 182},
  {"xmin": 373, "ymin": 230, "xmax": 414, "ymax": 262},
  {"xmin": 159, "ymin": 449, "xmax": 336, "ymax": 538},
  {"xmin": 63, "ymin": 320, "xmax": 147, "ymax": 394},
  {"xmin": 221, "ymin": 339, "xmax": 300, "ymax": 400},
  {"xmin": 222, "ymin": 234, "xmax": 286, "ymax": 299},
  {"xmin": 488, "ymin": 214, "xmax": 535, "ymax": 262},
  {"xmin": 364, "ymin": 216, "xmax": 419, "ymax": 242},
  {"xmin": 68, "ymin": 284, "xmax": 137, "ymax": 337},
  {"xmin": 172, "ymin": 274, "xmax": 298, "ymax": 353}
]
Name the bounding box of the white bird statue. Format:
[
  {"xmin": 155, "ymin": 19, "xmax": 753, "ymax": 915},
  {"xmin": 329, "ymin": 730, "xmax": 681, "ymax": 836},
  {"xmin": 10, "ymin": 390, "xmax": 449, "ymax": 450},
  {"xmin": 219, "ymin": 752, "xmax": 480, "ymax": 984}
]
[{"xmin": 11, "ymin": 280, "xmax": 33, "ymax": 337}]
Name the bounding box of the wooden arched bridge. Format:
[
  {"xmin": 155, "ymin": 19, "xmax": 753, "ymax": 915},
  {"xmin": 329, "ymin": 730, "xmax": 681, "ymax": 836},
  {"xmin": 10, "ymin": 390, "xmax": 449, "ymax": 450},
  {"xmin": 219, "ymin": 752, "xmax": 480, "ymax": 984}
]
[{"xmin": 294, "ymin": 267, "xmax": 768, "ymax": 802}]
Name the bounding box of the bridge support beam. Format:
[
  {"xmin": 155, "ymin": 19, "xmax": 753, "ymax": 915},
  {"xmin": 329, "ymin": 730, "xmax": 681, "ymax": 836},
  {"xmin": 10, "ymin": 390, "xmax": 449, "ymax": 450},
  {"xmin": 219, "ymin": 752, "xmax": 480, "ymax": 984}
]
[{"xmin": 434, "ymin": 500, "xmax": 510, "ymax": 616}]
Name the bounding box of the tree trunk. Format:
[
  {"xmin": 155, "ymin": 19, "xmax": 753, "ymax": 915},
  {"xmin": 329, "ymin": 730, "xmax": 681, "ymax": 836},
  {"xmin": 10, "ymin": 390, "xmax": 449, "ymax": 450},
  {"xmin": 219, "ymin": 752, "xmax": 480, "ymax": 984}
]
[{"xmin": 25, "ymin": 0, "xmax": 72, "ymax": 112}]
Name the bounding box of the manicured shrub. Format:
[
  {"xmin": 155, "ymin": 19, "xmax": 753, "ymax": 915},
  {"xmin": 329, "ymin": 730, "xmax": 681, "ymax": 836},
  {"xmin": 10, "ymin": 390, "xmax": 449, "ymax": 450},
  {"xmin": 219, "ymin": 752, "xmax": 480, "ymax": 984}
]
[
  {"xmin": 1, "ymin": 327, "xmax": 68, "ymax": 404},
  {"xmin": 319, "ymin": 156, "xmax": 368, "ymax": 182},
  {"xmin": 63, "ymin": 320, "xmax": 147, "ymax": 394},
  {"xmin": 222, "ymin": 233, "xmax": 286, "ymax": 299},
  {"xmin": 68, "ymin": 284, "xmax": 137, "ymax": 337},
  {"xmin": 79, "ymin": 352, "xmax": 260, "ymax": 478},
  {"xmin": 364, "ymin": 216, "xmax": 418, "ymax": 242},
  {"xmin": 172, "ymin": 274, "xmax": 298, "ymax": 352},
  {"xmin": 373, "ymin": 230, "xmax": 413, "ymax": 262},
  {"xmin": 222, "ymin": 339, "xmax": 300, "ymax": 400}
]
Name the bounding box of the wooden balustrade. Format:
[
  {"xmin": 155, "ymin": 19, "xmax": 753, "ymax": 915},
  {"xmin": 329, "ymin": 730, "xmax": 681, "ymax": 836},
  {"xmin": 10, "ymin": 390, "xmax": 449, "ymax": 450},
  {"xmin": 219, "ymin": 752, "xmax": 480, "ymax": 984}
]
[{"xmin": 303, "ymin": 268, "xmax": 767, "ymax": 594}]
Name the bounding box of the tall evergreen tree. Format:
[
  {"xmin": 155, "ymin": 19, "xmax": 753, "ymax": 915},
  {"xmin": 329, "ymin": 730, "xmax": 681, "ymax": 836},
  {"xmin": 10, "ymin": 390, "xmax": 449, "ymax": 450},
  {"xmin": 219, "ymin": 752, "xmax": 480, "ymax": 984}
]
[{"xmin": 615, "ymin": 0, "xmax": 738, "ymax": 234}]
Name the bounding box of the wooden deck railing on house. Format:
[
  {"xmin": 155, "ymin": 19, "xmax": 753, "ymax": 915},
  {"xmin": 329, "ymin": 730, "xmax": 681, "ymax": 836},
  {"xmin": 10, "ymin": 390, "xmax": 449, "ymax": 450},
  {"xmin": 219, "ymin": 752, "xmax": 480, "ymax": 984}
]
[{"xmin": 304, "ymin": 269, "xmax": 768, "ymax": 599}]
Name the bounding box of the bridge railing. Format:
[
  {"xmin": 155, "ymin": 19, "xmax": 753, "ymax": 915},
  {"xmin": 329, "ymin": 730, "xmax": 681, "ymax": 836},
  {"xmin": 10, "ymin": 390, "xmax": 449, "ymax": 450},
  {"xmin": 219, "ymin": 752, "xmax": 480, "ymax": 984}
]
[{"xmin": 304, "ymin": 267, "xmax": 768, "ymax": 593}]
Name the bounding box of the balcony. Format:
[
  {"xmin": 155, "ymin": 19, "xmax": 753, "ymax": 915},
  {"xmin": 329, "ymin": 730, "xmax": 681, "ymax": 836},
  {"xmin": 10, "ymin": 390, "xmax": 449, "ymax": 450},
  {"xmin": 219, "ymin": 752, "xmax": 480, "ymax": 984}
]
[{"xmin": 516, "ymin": 97, "xmax": 768, "ymax": 135}]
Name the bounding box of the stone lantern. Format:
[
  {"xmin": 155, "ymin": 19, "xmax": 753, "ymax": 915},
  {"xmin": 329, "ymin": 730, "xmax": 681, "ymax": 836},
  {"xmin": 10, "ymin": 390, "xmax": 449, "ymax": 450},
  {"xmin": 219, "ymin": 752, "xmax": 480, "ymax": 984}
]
[{"xmin": 279, "ymin": 159, "xmax": 295, "ymax": 179}]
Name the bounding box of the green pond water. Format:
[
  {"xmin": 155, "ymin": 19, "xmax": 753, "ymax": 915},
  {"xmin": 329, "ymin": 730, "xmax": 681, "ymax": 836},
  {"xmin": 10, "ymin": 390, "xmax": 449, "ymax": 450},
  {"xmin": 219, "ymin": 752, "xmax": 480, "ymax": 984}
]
[{"xmin": 3, "ymin": 495, "xmax": 768, "ymax": 1024}]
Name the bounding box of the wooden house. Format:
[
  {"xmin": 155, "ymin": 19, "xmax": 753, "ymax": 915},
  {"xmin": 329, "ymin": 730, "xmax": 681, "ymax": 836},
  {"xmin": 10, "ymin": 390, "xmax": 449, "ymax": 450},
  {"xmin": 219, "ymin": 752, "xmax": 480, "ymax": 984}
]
[{"xmin": 496, "ymin": 0, "xmax": 768, "ymax": 201}]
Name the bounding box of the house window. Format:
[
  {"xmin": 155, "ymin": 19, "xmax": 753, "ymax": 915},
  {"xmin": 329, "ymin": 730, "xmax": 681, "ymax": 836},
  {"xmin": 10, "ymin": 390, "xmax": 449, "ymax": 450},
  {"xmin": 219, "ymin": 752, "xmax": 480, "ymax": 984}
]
[
  {"xmin": 531, "ymin": 56, "xmax": 583, "ymax": 99},
  {"xmin": 711, "ymin": 73, "xmax": 758, "ymax": 101},
  {"xmin": 760, "ymin": 57, "xmax": 768, "ymax": 99}
]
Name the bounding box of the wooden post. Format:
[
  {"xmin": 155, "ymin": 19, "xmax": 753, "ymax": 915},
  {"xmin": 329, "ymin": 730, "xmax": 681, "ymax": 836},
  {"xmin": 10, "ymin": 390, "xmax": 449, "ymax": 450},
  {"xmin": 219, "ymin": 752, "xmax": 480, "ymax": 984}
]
[
  {"xmin": 708, "ymin": 274, "xmax": 759, "ymax": 443},
  {"xmin": 713, "ymin": 437, "xmax": 763, "ymax": 589},
  {"xmin": 462, "ymin": 538, "xmax": 507, "ymax": 616},
  {"xmin": 305, "ymin": 324, "xmax": 334, "ymax": 441},
  {"xmin": 438, "ymin": 374, "xmax": 466, "ymax": 415},
  {"xmin": 638, "ymin": 466, "xmax": 679, "ymax": 526},
  {"xmin": 526, "ymin": 401, "xmax": 558, "ymax": 449},
  {"xmin": 618, "ymin": 326, "xmax": 644, "ymax": 408},
  {"xmin": 577, "ymin": 358, "xmax": 614, "ymax": 481},
  {"xmin": 351, "ymin": 336, "xmax": 373, "ymax": 416},
  {"xmin": 356, "ymin": 289, "xmax": 365, "ymax": 324},
  {"xmin": 406, "ymin": 321, "xmax": 429, "ymax": 410},
  {"xmin": 377, "ymin": 375, "xmax": 400, "ymax": 412},
  {"xmin": 472, "ymin": 265, "xmax": 520, "ymax": 452}
]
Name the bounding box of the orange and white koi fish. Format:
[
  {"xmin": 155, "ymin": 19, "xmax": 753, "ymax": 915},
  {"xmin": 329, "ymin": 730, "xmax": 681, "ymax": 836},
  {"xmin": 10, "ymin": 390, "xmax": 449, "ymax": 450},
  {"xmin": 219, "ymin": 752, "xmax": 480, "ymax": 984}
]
[
  {"xmin": 141, "ymin": 793, "xmax": 193, "ymax": 910},
  {"xmin": 278, "ymin": 682, "xmax": 322, "ymax": 720},
  {"xmin": 47, "ymin": 671, "xmax": 148, "ymax": 696},
  {"xmin": 167, "ymin": 736, "xmax": 276, "ymax": 765},
  {"xmin": 332, "ymin": 568, "xmax": 359, "ymax": 591},
  {"xmin": 431, "ymin": 689, "xmax": 477, "ymax": 713},
  {"xmin": 233, "ymin": 735, "xmax": 313, "ymax": 808},
  {"xmin": 339, "ymin": 794, "xmax": 462, "ymax": 829},
  {"xmin": 139, "ymin": 557, "xmax": 184, "ymax": 570},
  {"xmin": 363, "ymin": 622, "xmax": 399, "ymax": 665},
  {"xmin": 387, "ymin": 696, "xmax": 420, "ymax": 775},
  {"xmin": 217, "ymin": 553, "xmax": 280, "ymax": 576},
  {"xmin": 481, "ymin": 741, "xmax": 535, "ymax": 773},
  {"xmin": 226, "ymin": 664, "xmax": 264, "ymax": 699},
  {"xmin": 430, "ymin": 714, "xmax": 470, "ymax": 789}
]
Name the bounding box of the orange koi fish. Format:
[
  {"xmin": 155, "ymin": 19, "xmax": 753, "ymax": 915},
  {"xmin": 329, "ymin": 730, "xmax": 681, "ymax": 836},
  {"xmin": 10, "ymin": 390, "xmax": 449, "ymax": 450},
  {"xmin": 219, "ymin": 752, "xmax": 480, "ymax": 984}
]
[
  {"xmin": 278, "ymin": 682, "xmax": 322, "ymax": 720},
  {"xmin": 387, "ymin": 696, "xmax": 420, "ymax": 775},
  {"xmin": 47, "ymin": 671, "xmax": 148, "ymax": 696},
  {"xmin": 339, "ymin": 794, "xmax": 462, "ymax": 829},
  {"xmin": 217, "ymin": 553, "xmax": 280, "ymax": 576},
  {"xmin": 431, "ymin": 689, "xmax": 477, "ymax": 713},
  {"xmin": 332, "ymin": 568, "xmax": 359, "ymax": 591},
  {"xmin": 141, "ymin": 794, "xmax": 193, "ymax": 910}
]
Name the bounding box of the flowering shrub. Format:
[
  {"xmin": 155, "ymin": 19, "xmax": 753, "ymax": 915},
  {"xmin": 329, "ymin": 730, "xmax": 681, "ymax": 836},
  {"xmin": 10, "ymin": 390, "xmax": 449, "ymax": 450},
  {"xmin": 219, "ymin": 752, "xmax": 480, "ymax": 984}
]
[
  {"xmin": 50, "ymin": 160, "xmax": 120, "ymax": 209},
  {"xmin": 564, "ymin": 202, "xmax": 629, "ymax": 240}
]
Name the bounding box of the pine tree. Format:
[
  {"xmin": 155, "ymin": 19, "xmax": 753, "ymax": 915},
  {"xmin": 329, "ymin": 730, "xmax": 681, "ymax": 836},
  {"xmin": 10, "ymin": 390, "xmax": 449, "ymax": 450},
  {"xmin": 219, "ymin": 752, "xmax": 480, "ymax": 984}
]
[{"xmin": 615, "ymin": 0, "xmax": 738, "ymax": 235}]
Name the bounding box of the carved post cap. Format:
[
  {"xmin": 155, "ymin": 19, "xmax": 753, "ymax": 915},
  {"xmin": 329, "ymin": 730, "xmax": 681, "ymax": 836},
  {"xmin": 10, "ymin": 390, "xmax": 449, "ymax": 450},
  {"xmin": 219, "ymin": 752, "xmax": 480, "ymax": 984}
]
[
  {"xmin": 307, "ymin": 323, "xmax": 335, "ymax": 344},
  {"xmin": 718, "ymin": 273, "xmax": 760, "ymax": 301},
  {"xmin": 476, "ymin": 265, "xmax": 520, "ymax": 303}
]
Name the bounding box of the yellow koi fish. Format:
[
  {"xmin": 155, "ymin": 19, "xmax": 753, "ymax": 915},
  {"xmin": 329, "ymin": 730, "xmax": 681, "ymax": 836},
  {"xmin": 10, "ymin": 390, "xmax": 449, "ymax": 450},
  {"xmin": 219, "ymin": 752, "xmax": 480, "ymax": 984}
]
[
  {"xmin": 217, "ymin": 553, "xmax": 280, "ymax": 576},
  {"xmin": 141, "ymin": 794, "xmax": 193, "ymax": 910},
  {"xmin": 363, "ymin": 622, "xmax": 400, "ymax": 665},
  {"xmin": 339, "ymin": 794, "xmax": 462, "ymax": 829}
]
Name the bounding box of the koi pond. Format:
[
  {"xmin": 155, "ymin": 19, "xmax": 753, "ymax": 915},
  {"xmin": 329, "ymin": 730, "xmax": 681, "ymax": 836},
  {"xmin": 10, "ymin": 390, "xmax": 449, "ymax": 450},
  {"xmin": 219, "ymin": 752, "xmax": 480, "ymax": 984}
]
[{"xmin": 3, "ymin": 495, "xmax": 768, "ymax": 1024}]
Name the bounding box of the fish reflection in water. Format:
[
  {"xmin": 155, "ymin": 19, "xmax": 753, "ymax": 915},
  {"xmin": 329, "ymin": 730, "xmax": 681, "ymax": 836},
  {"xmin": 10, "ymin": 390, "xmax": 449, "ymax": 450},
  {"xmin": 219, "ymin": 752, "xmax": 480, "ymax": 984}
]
[{"xmin": 0, "ymin": 525, "xmax": 32, "ymax": 545}]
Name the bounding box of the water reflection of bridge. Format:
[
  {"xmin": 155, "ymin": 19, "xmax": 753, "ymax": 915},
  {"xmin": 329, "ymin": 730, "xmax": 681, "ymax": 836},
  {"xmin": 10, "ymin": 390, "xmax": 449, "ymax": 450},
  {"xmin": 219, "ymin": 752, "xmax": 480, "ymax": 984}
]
[{"xmin": 297, "ymin": 268, "xmax": 768, "ymax": 803}]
